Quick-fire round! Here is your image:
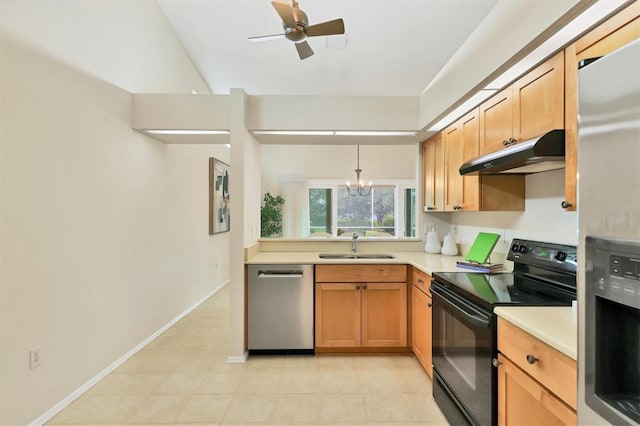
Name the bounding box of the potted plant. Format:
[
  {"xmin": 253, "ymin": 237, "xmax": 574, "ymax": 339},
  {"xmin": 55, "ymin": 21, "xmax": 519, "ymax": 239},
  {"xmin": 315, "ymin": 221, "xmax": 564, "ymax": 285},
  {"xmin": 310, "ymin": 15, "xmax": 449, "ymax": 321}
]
[{"xmin": 260, "ymin": 192, "xmax": 285, "ymax": 237}]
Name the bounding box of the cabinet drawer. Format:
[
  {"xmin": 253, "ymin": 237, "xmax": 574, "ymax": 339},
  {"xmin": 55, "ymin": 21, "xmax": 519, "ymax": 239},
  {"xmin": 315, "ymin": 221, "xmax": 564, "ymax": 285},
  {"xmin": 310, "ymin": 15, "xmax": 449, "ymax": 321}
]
[
  {"xmin": 411, "ymin": 267, "xmax": 431, "ymax": 296},
  {"xmin": 316, "ymin": 264, "xmax": 407, "ymax": 283},
  {"xmin": 498, "ymin": 318, "xmax": 577, "ymax": 409}
]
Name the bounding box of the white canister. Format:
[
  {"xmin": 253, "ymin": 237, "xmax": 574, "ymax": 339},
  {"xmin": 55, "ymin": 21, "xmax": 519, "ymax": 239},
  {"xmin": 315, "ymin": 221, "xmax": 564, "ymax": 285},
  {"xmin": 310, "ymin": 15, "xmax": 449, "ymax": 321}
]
[
  {"xmin": 441, "ymin": 232, "xmax": 458, "ymax": 256},
  {"xmin": 425, "ymin": 229, "xmax": 441, "ymax": 253}
]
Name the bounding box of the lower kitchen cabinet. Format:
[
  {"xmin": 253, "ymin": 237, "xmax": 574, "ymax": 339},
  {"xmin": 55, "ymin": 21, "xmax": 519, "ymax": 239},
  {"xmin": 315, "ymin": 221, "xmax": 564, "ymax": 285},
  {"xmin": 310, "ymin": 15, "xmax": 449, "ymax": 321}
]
[
  {"xmin": 315, "ymin": 264, "xmax": 408, "ymax": 351},
  {"xmin": 411, "ymin": 283, "xmax": 432, "ymax": 378},
  {"xmin": 497, "ymin": 318, "xmax": 577, "ymax": 426},
  {"xmin": 497, "ymin": 354, "xmax": 576, "ymax": 426}
]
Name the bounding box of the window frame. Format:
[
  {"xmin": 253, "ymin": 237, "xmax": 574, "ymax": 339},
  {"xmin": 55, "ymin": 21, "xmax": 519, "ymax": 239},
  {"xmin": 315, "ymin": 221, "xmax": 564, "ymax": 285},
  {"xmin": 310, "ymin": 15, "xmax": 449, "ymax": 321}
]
[{"xmin": 307, "ymin": 179, "xmax": 416, "ymax": 238}]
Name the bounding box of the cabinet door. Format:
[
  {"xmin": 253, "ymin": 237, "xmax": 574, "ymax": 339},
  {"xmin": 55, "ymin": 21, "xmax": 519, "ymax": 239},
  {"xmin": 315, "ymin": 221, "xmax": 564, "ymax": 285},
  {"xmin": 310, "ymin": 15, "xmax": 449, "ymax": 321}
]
[
  {"xmin": 315, "ymin": 283, "xmax": 361, "ymax": 347},
  {"xmin": 479, "ymin": 87, "xmax": 514, "ymax": 155},
  {"xmin": 444, "ymin": 108, "xmax": 480, "ymax": 211},
  {"xmin": 513, "ymin": 51, "xmax": 565, "ymax": 143},
  {"xmin": 411, "ymin": 285, "xmax": 432, "ymax": 378},
  {"xmin": 498, "ymin": 354, "xmax": 576, "ymax": 426},
  {"xmin": 423, "ymin": 133, "xmax": 445, "ymax": 212},
  {"xmin": 361, "ymin": 283, "xmax": 407, "ymax": 347}
]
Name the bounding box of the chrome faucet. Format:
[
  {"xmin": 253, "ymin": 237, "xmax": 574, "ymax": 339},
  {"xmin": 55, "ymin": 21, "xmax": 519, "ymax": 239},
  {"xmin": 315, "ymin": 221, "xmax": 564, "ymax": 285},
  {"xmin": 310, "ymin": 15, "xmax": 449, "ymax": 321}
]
[{"xmin": 351, "ymin": 233, "xmax": 359, "ymax": 253}]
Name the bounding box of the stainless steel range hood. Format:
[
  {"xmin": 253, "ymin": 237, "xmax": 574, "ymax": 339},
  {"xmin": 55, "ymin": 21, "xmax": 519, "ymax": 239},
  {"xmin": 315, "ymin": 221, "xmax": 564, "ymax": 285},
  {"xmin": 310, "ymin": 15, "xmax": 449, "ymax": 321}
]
[{"xmin": 459, "ymin": 129, "xmax": 565, "ymax": 175}]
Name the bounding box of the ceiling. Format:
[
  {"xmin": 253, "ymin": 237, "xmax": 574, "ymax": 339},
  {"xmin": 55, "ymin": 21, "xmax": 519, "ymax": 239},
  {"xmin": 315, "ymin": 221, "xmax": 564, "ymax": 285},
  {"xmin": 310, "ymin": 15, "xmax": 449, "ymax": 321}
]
[{"xmin": 155, "ymin": 0, "xmax": 500, "ymax": 96}]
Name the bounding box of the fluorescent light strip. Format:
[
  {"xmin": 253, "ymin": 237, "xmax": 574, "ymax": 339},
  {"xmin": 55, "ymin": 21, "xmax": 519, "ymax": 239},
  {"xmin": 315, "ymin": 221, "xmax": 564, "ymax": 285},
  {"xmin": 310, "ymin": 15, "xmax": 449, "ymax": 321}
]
[
  {"xmin": 146, "ymin": 129, "xmax": 230, "ymax": 135},
  {"xmin": 334, "ymin": 131, "xmax": 418, "ymax": 136},
  {"xmin": 252, "ymin": 130, "xmax": 418, "ymax": 136},
  {"xmin": 252, "ymin": 130, "xmax": 334, "ymax": 136}
]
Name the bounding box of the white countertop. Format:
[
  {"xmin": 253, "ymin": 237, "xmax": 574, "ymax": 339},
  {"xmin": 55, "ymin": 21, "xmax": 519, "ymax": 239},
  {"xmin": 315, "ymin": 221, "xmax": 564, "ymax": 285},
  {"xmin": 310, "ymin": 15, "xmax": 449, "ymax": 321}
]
[
  {"xmin": 245, "ymin": 250, "xmax": 469, "ymax": 275},
  {"xmin": 494, "ymin": 306, "xmax": 577, "ymax": 360}
]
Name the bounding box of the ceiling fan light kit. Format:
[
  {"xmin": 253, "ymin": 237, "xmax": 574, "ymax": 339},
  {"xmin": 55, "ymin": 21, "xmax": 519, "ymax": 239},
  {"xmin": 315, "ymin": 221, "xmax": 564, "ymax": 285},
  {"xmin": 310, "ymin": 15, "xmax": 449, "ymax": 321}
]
[{"xmin": 249, "ymin": 0, "xmax": 345, "ymax": 60}]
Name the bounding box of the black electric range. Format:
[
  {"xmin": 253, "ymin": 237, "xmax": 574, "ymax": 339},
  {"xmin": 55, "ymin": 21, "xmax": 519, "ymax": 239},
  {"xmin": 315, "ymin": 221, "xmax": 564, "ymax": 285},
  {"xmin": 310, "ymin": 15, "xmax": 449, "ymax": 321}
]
[{"xmin": 430, "ymin": 239, "xmax": 577, "ymax": 426}]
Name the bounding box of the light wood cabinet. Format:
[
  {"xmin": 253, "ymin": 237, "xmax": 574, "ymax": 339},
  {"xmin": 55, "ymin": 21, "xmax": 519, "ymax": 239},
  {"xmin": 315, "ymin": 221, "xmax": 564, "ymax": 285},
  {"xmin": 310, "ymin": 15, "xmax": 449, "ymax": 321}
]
[
  {"xmin": 410, "ymin": 268, "xmax": 432, "ymax": 376},
  {"xmin": 443, "ymin": 108, "xmax": 525, "ymax": 212},
  {"xmin": 497, "ymin": 318, "xmax": 577, "ymax": 426},
  {"xmin": 315, "ymin": 283, "xmax": 361, "ymax": 347},
  {"xmin": 513, "ymin": 51, "xmax": 565, "ymax": 143},
  {"xmin": 498, "ymin": 354, "xmax": 576, "ymax": 426},
  {"xmin": 412, "ymin": 283, "xmax": 432, "ymax": 378},
  {"xmin": 315, "ymin": 264, "xmax": 408, "ymax": 351},
  {"xmin": 422, "ymin": 132, "xmax": 445, "ymax": 212},
  {"xmin": 444, "ymin": 108, "xmax": 480, "ymax": 211},
  {"xmin": 563, "ymin": 2, "xmax": 640, "ymax": 212},
  {"xmin": 479, "ymin": 51, "xmax": 564, "ymax": 156},
  {"xmin": 479, "ymin": 87, "xmax": 514, "ymax": 155}
]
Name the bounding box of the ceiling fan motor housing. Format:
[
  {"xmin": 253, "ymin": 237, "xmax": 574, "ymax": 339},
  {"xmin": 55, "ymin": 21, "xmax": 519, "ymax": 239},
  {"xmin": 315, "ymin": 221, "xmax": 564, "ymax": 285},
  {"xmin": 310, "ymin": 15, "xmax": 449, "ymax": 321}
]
[{"xmin": 284, "ymin": 8, "xmax": 308, "ymax": 43}]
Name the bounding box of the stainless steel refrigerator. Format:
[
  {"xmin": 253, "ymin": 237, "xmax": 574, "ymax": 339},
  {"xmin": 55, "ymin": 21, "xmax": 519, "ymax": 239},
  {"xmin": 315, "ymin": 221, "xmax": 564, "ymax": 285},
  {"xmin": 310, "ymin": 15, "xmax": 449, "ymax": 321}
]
[{"xmin": 577, "ymin": 39, "xmax": 640, "ymax": 425}]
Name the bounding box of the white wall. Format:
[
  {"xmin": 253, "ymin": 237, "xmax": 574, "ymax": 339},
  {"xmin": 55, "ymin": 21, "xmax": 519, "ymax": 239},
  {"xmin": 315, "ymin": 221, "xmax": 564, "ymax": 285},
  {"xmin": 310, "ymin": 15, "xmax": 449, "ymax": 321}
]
[
  {"xmin": 0, "ymin": 0, "xmax": 210, "ymax": 94},
  {"xmin": 260, "ymin": 144, "xmax": 419, "ymax": 196},
  {"xmin": 0, "ymin": 33, "xmax": 228, "ymax": 426},
  {"xmin": 424, "ymin": 169, "xmax": 578, "ymax": 255}
]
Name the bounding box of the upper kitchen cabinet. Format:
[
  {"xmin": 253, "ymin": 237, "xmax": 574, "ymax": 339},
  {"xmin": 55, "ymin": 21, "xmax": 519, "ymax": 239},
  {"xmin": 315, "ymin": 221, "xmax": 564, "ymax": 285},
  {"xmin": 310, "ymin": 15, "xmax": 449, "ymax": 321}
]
[
  {"xmin": 422, "ymin": 132, "xmax": 445, "ymax": 212},
  {"xmin": 480, "ymin": 51, "xmax": 565, "ymax": 156},
  {"xmin": 445, "ymin": 108, "xmax": 480, "ymax": 211},
  {"xmin": 443, "ymin": 109, "xmax": 525, "ymax": 212},
  {"xmin": 563, "ymin": 3, "xmax": 640, "ymax": 212},
  {"xmin": 479, "ymin": 87, "xmax": 514, "ymax": 156}
]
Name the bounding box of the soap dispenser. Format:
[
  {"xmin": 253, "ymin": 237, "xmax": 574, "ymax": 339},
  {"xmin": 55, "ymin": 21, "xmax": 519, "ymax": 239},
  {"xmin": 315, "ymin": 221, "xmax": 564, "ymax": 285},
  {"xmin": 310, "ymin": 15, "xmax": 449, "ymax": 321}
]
[
  {"xmin": 441, "ymin": 232, "xmax": 458, "ymax": 256},
  {"xmin": 424, "ymin": 225, "xmax": 441, "ymax": 254}
]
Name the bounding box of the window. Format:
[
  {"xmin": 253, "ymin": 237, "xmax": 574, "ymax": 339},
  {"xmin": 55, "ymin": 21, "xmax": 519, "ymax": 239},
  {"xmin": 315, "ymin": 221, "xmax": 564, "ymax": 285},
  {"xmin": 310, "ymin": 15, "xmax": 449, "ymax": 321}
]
[{"xmin": 308, "ymin": 181, "xmax": 416, "ymax": 237}]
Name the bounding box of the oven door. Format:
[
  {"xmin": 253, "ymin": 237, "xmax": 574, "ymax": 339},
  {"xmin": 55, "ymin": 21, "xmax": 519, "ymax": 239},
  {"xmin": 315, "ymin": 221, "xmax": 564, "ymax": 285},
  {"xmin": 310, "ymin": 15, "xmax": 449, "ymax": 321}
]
[{"xmin": 432, "ymin": 281, "xmax": 493, "ymax": 426}]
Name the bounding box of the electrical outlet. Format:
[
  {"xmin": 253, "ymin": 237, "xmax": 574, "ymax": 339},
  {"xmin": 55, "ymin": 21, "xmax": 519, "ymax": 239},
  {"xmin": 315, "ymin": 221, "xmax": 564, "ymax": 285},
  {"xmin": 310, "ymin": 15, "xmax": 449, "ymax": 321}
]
[
  {"xmin": 30, "ymin": 347, "xmax": 41, "ymax": 369},
  {"xmin": 498, "ymin": 229, "xmax": 506, "ymax": 243},
  {"xmin": 450, "ymin": 224, "xmax": 457, "ymax": 235}
]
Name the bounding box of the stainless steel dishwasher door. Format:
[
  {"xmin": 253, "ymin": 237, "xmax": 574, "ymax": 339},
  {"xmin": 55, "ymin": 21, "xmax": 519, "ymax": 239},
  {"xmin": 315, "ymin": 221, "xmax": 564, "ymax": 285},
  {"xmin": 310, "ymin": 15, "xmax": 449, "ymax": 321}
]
[{"xmin": 247, "ymin": 264, "xmax": 314, "ymax": 352}]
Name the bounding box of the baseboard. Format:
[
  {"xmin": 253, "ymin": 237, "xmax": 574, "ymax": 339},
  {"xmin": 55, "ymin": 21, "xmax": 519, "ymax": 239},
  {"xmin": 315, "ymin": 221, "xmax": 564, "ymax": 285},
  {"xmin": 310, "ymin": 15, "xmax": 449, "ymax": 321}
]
[
  {"xmin": 226, "ymin": 351, "xmax": 249, "ymax": 364},
  {"xmin": 30, "ymin": 281, "xmax": 228, "ymax": 426}
]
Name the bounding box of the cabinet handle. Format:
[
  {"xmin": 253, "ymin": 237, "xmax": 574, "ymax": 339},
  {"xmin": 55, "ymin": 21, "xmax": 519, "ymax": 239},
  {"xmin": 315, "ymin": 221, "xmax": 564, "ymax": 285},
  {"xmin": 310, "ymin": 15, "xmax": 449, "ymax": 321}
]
[
  {"xmin": 492, "ymin": 358, "xmax": 502, "ymax": 368},
  {"xmin": 526, "ymin": 354, "xmax": 538, "ymax": 364},
  {"xmin": 356, "ymin": 285, "xmax": 361, "ymax": 290},
  {"xmin": 426, "ymin": 206, "xmax": 436, "ymax": 211},
  {"xmin": 417, "ymin": 278, "xmax": 424, "ymax": 284},
  {"xmin": 453, "ymin": 205, "xmax": 462, "ymax": 210},
  {"xmin": 502, "ymin": 139, "xmax": 509, "ymax": 146},
  {"xmin": 508, "ymin": 137, "xmax": 517, "ymax": 145},
  {"xmin": 561, "ymin": 200, "xmax": 573, "ymax": 209},
  {"xmin": 363, "ymin": 284, "xmax": 368, "ymax": 290},
  {"xmin": 427, "ymin": 302, "xmax": 432, "ymax": 308}
]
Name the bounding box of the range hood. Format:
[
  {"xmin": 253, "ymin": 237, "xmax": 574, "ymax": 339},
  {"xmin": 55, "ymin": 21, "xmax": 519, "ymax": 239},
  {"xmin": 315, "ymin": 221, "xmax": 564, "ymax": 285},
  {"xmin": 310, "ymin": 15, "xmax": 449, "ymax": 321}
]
[{"xmin": 459, "ymin": 129, "xmax": 566, "ymax": 175}]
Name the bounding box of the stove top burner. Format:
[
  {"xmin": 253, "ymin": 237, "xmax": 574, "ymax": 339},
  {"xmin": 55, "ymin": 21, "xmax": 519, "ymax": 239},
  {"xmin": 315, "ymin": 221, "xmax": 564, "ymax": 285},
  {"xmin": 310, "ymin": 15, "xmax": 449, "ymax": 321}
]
[{"xmin": 432, "ymin": 238, "xmax": 578, "ymax": 310}]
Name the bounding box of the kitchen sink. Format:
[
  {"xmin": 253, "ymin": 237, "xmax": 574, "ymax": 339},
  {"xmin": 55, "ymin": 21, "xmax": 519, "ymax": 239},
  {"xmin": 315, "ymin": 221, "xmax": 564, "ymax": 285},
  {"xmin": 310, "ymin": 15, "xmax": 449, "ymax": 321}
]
[{"xmin": 318, "ymin": 253, "xmax": 395, "ymax": 259}]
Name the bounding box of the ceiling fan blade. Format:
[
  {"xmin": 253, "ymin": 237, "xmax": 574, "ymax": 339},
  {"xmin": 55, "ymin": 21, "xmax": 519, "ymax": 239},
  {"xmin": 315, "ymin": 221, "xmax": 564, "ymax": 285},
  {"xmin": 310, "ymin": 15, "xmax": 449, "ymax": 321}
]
[
  {"xmin": 271, "ymin": 1, "xmax": 297, "ymax": 28},
  {"xmin": 248, "ymin": 34, "xmax": 286, "ymax": 43},
  {"xmin": 295, "ymin": 41, "xmax": 314, "ymax": 60},
  {"xmin": 305, "ymin": 18, "xmax": 345, "ymax": 37}
]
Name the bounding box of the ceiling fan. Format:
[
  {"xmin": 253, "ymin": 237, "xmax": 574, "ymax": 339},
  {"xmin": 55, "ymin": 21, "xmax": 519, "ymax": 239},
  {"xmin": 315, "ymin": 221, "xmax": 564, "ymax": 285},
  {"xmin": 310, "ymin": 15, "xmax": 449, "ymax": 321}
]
[{"xmin": 249, "ymin": 0, "xmax": 345, "ymax": 60}]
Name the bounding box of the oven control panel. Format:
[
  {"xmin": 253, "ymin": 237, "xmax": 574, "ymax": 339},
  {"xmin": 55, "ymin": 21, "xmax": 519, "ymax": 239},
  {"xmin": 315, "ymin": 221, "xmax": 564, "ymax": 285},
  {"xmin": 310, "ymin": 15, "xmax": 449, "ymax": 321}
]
[{"xmin": 508, "ymin": 239, "xmax": 577, "ymax": 273}]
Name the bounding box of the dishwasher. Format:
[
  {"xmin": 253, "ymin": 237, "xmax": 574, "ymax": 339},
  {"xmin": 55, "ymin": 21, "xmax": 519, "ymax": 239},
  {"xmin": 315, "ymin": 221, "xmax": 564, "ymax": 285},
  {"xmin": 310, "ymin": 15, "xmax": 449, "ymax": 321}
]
[{"xmin": 247, "ymin": 264, "xmax": 314, "ymax": 354}]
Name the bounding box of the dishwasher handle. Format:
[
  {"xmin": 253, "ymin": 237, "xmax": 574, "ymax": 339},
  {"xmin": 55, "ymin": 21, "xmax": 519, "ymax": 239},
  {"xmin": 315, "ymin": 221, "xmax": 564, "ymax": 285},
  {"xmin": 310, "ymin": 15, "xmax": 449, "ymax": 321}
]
[{"xmin": 258, "ymin": 270, "xmax": 305, "ymax": 278}]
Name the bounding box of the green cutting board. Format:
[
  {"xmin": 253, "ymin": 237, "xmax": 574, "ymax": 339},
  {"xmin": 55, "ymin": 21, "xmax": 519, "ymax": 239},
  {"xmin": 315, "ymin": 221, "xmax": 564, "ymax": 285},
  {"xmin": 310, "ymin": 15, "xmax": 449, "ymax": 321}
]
[{"xmin": 465, "ymin": 232, "xmax": 501, "ymax": 264}]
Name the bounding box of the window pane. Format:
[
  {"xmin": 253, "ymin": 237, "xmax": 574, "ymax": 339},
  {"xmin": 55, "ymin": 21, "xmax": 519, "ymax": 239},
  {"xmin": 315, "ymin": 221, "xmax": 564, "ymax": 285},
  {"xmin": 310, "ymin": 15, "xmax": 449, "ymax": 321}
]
[
  {"xmin": 337, "ymin": 187, "xmax": 372, "ymax": 231},
  {"xmin": 309, "ymin": 188, "xmax": 331, "ymax": 234},
  {"xmin": 337, "ymin": 185, "xmax": 396, "ymax": 236},
  {"xmin": 373, "ymin": 186, "xmax": 395, "ymax": 235}
]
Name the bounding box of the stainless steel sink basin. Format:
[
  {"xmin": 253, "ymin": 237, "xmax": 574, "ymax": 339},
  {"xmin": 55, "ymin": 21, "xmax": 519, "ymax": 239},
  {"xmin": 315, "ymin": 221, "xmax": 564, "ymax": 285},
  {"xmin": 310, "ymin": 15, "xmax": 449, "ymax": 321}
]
[{"xmin": 318, "ymin": 253, "xmax": 395, "ymax": 259}]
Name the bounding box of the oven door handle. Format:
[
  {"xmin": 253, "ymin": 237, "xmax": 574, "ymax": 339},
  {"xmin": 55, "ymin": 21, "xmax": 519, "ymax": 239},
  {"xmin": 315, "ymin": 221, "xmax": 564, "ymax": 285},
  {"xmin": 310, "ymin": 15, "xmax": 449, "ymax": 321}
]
[{"xmin": 432, "ymin": 284, "xmax": 492, "ymax": 329}]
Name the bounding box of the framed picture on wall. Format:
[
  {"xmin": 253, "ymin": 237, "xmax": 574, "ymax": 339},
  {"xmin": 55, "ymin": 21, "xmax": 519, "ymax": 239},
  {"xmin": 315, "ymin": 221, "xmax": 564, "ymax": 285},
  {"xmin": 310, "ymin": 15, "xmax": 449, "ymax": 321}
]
[{"xmin": 209, "ymin": 157, "xmax": 230, "ymax": 234}]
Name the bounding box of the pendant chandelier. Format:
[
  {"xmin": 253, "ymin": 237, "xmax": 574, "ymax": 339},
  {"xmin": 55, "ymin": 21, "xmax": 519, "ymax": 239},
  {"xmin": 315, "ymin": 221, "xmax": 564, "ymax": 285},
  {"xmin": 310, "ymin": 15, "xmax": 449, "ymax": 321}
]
[{"xmin": 346, "ymin": 145, "xmax": 372, "ymax": 196}]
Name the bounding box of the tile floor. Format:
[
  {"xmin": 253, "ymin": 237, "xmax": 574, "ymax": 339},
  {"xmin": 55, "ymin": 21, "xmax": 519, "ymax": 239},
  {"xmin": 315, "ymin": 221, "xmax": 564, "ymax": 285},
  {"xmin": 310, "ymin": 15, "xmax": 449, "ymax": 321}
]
[{"xmin": 47, "ymin": 285, "xmax": 448, "ymax": 425}]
